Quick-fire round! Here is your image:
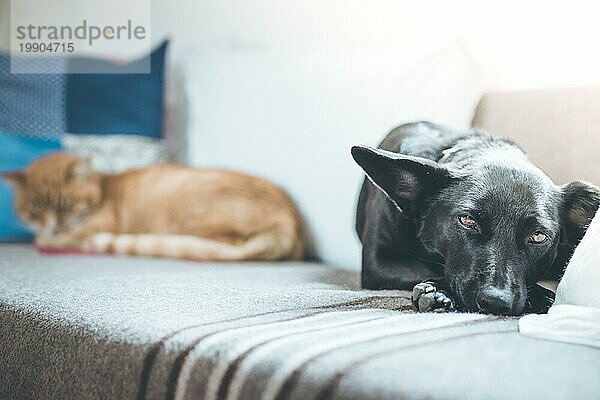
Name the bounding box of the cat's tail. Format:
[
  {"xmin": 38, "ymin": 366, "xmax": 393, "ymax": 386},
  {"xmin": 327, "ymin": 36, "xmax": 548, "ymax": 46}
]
[{"xmin": 86, "ymin": 231, "xmax": 303, "ymax": 262}]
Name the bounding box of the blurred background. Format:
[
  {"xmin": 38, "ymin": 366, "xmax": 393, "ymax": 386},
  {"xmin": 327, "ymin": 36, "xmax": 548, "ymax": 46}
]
[{"xmin": 2, "ymin": 1, "xmax": 600, "ymax": 269}]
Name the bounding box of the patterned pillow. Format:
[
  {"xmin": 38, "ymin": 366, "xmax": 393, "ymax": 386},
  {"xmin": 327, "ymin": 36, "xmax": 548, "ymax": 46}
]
[{"xmin": 0, "ymin": 53, "xmax": 66, "ymax": 139}]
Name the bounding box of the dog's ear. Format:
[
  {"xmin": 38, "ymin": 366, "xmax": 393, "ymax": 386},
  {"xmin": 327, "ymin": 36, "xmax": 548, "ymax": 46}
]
[
  {"xmin": 351, "ymin": 145, "xmax": 455, "ymax": 217},
  {"xmin": 0, "ymin": 171, "xmax": 26, "ymax": 190},
  {"xmin": 561, "ymin": 181, "xmax": 600, "ymax": 244},
  {"xmin": 547, "ymin": 181, "xmax": 600, "ymax": 280}
]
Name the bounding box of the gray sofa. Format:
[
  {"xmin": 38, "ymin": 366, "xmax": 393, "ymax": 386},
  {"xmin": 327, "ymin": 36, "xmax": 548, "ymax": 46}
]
[{"xmin": 2, "ymin": 88, "xmax": 600, "ymax": 399}]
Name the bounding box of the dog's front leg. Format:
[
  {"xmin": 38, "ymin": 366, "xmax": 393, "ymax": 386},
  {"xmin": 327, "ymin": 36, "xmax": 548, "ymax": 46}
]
[
  {"xmin": 361, "ymin": 246, "xmax": 444, "ymax": 289},
  {"xmin": 523, "ymin": 284, "xmax": 555, "ymax": 314},
  {"xmin": 412, "ymin": 280, "xmax": 456, "ymax": 313},
  {"xmin": 361, "ymin": 248, "xmax": 453, "ymax": 312}
]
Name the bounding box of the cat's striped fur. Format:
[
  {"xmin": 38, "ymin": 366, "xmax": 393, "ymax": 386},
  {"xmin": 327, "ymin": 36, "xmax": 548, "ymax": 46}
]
[{"xmin": 1, "ymin": 153, "xmax": 305, "ymax": 261}]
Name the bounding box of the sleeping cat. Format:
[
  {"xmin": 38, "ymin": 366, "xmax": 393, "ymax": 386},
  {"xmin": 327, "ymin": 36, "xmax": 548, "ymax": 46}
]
[{"xmin": 1, "ymin": 152, "xmax": 305, "ymax": 261}]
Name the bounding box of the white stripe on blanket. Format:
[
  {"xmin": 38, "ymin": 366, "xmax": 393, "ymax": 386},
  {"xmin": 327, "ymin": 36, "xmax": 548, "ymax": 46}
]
[
  {"xmin": 175, "ymin": 309, "xmax": 386, "ymax": 400},
  {"xmin": 224, "ymin": 311, "xmax": 487, "ymax": 400}
]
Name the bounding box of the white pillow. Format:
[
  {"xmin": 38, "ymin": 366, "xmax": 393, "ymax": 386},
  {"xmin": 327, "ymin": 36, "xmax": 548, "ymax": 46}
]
[
  {"xmin": 184, "ymin": 42, "xmax": 483, "ymax": 269},
  {"xmin": 62, "ymin": 134, "xmax": 167, "ymax": 173},
  {"xmin": 520, "ymin": 210, "xmax": 600, "ymax": 348}
]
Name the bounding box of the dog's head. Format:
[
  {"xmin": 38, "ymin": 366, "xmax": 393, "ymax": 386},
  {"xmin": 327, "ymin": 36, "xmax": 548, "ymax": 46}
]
[{"xmin": 352, "ymin": 145, "xmax": 600, "ymax": 315}]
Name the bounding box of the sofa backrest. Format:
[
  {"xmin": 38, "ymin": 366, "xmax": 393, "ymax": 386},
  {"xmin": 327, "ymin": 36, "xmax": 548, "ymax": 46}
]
[
  {"xmin": 472, "ymin": 87, "xmax": 600, "ymax": 185},
  {"xmin": 185, "ymin": 43, "xmax": 483, "ymax": 269}
]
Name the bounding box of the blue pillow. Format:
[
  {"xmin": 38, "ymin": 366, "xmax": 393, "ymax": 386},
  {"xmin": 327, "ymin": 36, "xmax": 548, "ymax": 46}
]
[
  {"xmin": 66, "ymin": 41, "xmax": 167, "ymax": 138},
  {"xmin": 0, "ymin": 52, "xmax": 66, "ymax": 139},
  {"xmin": 0, "ymin": 131, "xmax": 61, "ymax": 241}
]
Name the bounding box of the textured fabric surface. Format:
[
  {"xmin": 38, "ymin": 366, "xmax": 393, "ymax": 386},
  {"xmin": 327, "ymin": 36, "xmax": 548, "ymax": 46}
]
[
  {"xmin": 472, "ymin": 86, "xmax": 600, "ymax": 185},
  {"xmin": 1, "ymin": 244, "xmax": 599, "ymax": 400},
  {"xmin": 0, "ymin": 52, "xmax": 66, "ymax": 139}
]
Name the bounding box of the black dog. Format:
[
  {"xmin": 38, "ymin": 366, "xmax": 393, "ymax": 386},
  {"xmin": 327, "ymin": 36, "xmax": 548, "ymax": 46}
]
[{"xmin": 353, "ymin": 121, "xmax": 600, "ymax": 315}]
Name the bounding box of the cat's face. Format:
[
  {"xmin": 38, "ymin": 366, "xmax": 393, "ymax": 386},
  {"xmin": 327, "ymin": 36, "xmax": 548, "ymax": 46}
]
[{"xmin": 1, "ymin": 153, "xmax": 102, "ymax": 242}]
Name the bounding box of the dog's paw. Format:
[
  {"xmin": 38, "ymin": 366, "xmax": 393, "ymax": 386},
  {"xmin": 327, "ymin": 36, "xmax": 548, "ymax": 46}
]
[{"xmin": 412, "ymin": 282, "xmax": 454, "ymax": 312}]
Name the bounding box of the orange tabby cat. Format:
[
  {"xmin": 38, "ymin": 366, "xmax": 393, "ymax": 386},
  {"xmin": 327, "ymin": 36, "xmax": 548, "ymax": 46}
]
[{"xmin": 1, "ymin": 152, "xmax": 305, "ymax": 261}]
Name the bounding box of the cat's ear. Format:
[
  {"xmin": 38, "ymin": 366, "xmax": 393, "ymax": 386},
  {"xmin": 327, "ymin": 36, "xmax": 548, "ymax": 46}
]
[
  {"xmin": 69, "ymin": 156, "xmax": 93, "ymax": 181},
  {"xmin": 0, "ymin": 171, "xmax": 26, "ymax": 189}
]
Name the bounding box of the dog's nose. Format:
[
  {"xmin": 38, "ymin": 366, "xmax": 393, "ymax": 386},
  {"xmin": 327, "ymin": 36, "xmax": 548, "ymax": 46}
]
[{"xmin": 476, "ymin": 286, "xmax": 513, "ymax": 314}]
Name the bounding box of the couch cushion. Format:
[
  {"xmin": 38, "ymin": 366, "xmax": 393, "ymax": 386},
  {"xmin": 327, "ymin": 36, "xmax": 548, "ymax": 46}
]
[
  {"xmin": 1, "ymin": 244, "xmax": 598, "ymax": 400},
  {"xmin": 472, "ymin": 86, "xmax": 600, "ymax": 185}
]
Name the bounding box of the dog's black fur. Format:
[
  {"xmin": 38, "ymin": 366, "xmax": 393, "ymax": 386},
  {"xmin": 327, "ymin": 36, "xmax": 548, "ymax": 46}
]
[{"xmin": 353, "ymin": 121, "xmax": 600, "ymax": 315}]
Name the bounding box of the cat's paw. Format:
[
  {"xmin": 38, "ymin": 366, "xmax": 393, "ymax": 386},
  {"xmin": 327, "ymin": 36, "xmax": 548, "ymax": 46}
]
[
  {"xmin": 412, "ymin": 282, "xmax": 455, "ymax": 312},
  {"xmin": 82, "ymin": 232, "xmax": 114, "ymax": 252}
]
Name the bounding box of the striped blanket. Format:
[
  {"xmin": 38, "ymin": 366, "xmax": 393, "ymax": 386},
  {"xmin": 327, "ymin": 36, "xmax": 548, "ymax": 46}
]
[{"xmin": 1, "ymin": 244, "xmax": 598, "ymax": 400}]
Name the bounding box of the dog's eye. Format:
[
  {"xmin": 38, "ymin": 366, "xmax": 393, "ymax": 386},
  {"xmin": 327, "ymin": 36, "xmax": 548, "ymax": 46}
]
[
  {"xmin": 458, "ymin": 215, "xmax": 477, "ymax": 229},
  {"xmin": 529, "ymin": 232, "xmax": 548, "ymax": 244}
]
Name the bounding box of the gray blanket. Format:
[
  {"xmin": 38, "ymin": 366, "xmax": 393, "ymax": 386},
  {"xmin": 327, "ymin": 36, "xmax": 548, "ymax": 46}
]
[{"xmin": 1, "ymin": 245, "xmax": 598, "ymax": 400}]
